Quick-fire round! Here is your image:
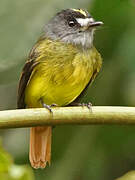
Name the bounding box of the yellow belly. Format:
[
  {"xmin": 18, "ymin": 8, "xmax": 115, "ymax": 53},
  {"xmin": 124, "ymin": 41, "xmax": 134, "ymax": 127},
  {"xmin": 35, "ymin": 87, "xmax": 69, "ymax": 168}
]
[{"xmin": 25, "ymin": 44, "xmax": 101, "ymax": 108}]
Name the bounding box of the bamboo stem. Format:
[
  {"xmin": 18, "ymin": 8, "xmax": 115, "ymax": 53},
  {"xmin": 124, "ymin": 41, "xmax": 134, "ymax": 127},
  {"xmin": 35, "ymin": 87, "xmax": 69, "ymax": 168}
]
[{"xmin": 0, "ymin": 106, "xmax": 135, "ymax": 129}]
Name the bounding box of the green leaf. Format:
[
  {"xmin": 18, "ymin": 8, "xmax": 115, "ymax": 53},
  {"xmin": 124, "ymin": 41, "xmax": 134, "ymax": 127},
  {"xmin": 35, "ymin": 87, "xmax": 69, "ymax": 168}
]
[
  {"xmin": 0, "ymin": 140, "xmax": 34, "ymax": 180},
  {"xmin": 0, "ymin": 140, "xmax": 13, "ymax": 172},
  {"xmin": 9, "ymin": 165, "xmax": 34, "ymax": 180}
]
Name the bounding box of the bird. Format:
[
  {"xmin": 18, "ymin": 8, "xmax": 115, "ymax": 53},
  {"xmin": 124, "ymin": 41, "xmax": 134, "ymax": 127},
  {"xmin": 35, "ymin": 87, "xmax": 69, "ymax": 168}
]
[{"xmin": 17, "ymin": 8, "xmax": 103, "ymax": 169}]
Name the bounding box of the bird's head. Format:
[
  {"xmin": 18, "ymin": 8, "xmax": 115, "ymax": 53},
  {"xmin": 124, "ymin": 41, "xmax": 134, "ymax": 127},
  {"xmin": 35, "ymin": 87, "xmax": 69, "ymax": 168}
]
[{"xmin": 45, "ymin": 8, "xmax": 103, "ymax": 48}]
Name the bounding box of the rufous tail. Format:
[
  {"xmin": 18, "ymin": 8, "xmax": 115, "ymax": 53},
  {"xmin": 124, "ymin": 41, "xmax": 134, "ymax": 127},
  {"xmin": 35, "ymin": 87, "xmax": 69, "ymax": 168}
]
[{"xmin": 29, "ymin": 126, "xmax": 52, "ymax": 169}]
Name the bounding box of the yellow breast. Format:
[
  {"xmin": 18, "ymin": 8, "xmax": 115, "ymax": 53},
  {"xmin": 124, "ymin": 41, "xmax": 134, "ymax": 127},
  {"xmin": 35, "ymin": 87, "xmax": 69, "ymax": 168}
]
[{"xmin": 25, "ymin": 39, "xmax": 102, "ymax": 107}]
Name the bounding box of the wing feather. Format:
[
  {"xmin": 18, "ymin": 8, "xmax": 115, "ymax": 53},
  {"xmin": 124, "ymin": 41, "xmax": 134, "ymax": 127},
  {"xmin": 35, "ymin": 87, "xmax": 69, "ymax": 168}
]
[{"xmin": 17, "ymin": 41, "xmax": 41, "ymax": 108}]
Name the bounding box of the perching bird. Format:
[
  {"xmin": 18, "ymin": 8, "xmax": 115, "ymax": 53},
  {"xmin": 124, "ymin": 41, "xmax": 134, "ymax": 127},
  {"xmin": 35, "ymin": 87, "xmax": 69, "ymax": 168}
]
[{"xmin": 17, "ymin": 8, "xmax": 103, "ymax": 169}]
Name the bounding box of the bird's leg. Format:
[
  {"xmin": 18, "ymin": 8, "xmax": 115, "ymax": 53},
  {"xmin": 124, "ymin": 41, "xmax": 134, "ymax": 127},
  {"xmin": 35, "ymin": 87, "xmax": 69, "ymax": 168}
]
[
  {"xmin": 40, "ymin": 98, "xmax": 52, "ymax": 113},
  {"xmin": 70, "ymin": 102, "xmax": 92, "ymax": 110},
  {"xmin": 40, "ymin": 99, "xmax": 58, "ymax": 113},
  {"xmin": 40, "ymin": 99, "xmax": 58, "ymax": 129},
  {"xmin": 41, "ymin": 102, "xmax": 52, "ymax": 113}
]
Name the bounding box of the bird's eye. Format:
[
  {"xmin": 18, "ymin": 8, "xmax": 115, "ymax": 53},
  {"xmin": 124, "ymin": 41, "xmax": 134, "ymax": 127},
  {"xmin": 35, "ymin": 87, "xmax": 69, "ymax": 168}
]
[{"xmin": 68, "ymin": 20, "xmax": 76, "ymax": 27}]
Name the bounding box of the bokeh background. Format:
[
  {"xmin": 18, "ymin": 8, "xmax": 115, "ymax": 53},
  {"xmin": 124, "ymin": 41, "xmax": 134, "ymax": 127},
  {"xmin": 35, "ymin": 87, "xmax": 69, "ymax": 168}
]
[{"xmin": 0, "ymin": 0, "xmax": 135, "ymax": 179}]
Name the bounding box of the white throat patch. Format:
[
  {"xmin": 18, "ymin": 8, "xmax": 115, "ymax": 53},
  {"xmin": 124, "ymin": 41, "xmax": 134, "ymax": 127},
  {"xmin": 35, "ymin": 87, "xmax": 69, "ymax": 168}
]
[{"xmin": 61, "ymin": 30, "xmax": 94, "ymax": 49}]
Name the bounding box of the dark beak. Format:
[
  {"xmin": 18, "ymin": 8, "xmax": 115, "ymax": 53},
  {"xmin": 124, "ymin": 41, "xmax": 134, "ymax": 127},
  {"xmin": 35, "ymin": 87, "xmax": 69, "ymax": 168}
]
[{"xmin": 88, "ymin": 21, "xmax": 103, "ymax": 28}]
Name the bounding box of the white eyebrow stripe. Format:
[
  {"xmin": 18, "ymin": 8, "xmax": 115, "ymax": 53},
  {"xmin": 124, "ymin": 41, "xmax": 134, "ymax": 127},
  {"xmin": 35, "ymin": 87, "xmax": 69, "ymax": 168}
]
[{"xmin": 76, "ymin": 18, "xmax": 94, "ymax": 26}]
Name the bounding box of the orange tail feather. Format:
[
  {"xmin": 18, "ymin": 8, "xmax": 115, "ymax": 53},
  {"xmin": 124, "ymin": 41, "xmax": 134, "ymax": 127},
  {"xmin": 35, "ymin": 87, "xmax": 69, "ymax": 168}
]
[{"xmin": 29, "ymin": 126, "xmax": 52, "ymax": 169}]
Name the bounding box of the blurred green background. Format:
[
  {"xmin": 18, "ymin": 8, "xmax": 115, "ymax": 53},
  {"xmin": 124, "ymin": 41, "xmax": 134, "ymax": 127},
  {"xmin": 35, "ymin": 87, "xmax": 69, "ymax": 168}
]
[{"xmin": 0, "ymin": 0, "xmax": 135, "ymax": 179}]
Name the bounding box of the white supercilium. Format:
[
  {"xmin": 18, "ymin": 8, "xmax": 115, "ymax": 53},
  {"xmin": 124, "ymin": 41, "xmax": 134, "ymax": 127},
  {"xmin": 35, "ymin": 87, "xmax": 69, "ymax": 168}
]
[{"xmin": 76, "ymin": 18, "xmax": 94, "ymax": 27}]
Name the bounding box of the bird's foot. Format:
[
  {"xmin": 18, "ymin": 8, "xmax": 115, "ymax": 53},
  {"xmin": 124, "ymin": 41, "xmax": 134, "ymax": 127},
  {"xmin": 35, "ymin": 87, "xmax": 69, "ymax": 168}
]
[
  {"xmin": 71, "ymin": 102, "xmax": 92, "ymax": 111},
  {"xmin": 79, "ymin": 102, "xmax": 92, "ymax": 109},
  {"xmin": 40, "ymin": 99, "xmax": 58, "ymax": 113},
  {"xmin": 42, "ymin": 103, "xmax": 53, "ymax": 113}
]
